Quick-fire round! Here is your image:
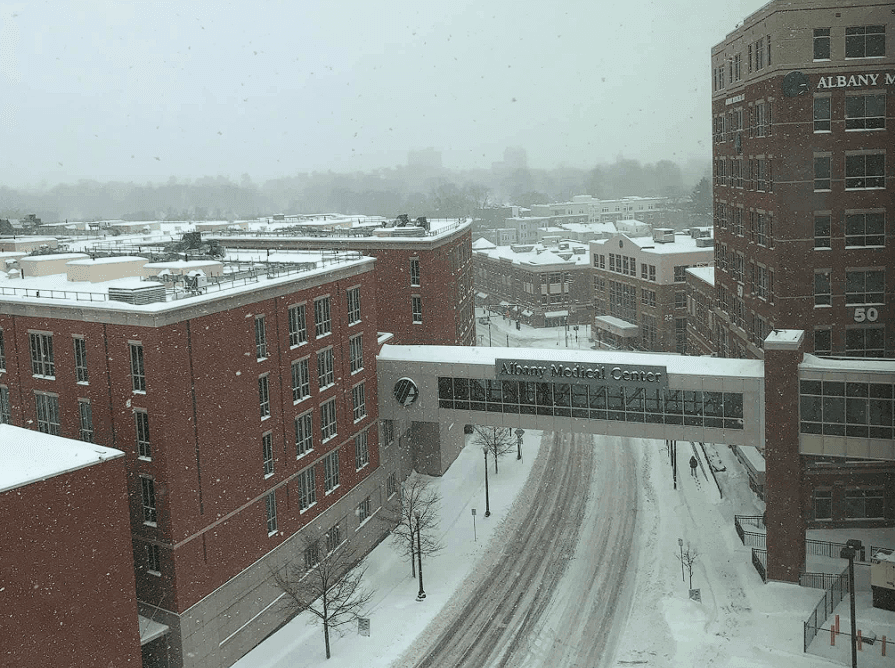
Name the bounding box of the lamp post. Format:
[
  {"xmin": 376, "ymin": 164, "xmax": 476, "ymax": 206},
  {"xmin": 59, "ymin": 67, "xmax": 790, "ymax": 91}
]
[
  {"xmin": 515, "ymin": 428, "xmax": 525, "ymax": 461},
  {"xmin": 488, "ymin": 318, "xmax": 492, "ymax": 346},
  {"xmin": 678, "ymin": 538, "xmax": 685, "ymax": 582},
  {"xmin": 840, "ymin": 539, "xmax": 863, "ymax": 668},
  {"xmin": 483, "ymin": 446, "xmax": 491, "ymax": 517},
  {"xmin": 415, "ymin": 511, "xmax": 426, "ymax": 600}
]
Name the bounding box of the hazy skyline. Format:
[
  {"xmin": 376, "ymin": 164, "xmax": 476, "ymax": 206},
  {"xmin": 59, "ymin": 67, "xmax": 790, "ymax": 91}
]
[{"xmin": 0, "ymin": 0, "xmax": 769, "ymax": 187}]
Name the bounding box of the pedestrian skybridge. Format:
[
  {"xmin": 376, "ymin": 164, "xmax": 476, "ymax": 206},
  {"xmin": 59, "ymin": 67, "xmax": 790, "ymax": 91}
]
[{"xmin": 377, "ymin": 345, "xmax": 764, "ymax": 475}]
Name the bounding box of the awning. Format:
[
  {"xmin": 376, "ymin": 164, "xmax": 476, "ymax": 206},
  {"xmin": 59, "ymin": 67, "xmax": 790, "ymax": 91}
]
[
  {"xmin": 593, "ymin": 315, "xmax": 639, "ymax": 337},
  {"xmin": 544, "ymin": 310, "xmax": 569, "ymax": 318},
  {"xmin": 139, "ymin": 614, "xmax": 170, "ymax": 646}
]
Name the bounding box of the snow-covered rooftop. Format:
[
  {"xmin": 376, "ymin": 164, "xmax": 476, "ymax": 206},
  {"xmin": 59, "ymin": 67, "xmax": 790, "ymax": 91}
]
[
  {"xmin": 686, "ymin": 266, "xmax": 715, "ymax": 284},
  {"xmin": 0, "ymin": 425, "xmax": 124, "ymax": 493},
  {"xmin": 473, "ymin": 241, "xmax": 590, "ymax": 267},
  {"xmin": 592, "ymin": 233, "xmax": 715, "ymax": 255}
]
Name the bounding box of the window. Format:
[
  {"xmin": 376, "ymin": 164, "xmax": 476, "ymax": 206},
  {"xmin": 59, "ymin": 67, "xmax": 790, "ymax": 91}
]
[
  {"xmin": 352, "ymin": 383, "xmax": 366, "ymax": 422},
  {"xmin": 641, "ymin": 314, "xmax": 657, "ymax": 350},
  {"xmin": 845, "ymin": 212, "xmax": 885, "ymax": 247},
  {"xmin": 387, "ymin": 471, "xmax": 398, "ymax": 498},
  {"xmin": 317, "ymin": 348, "xmax": 335, "ymax": 389},
  {"xmin": 845, "ymin": 488, "xmax": 885, "ymax": 519},
  {"xmin": 814, "ymin": 156, "xmax": 831, "ymax": 190},
  {"xmin": 0, "ymin": 329, "xmax": 5, "ymax": 371},
  {"xmin": 304, "ymin": 540, "xmax": 320, "ymax": 569},
  {"xmin": 846, "ymin": 327, "xmax": 885, "ymax": 357},
  {"xmin": 349, "ymin": 335, "xmax": 363, "ymax": 373},
  {"xmin": 673, "ymin": 266, "xmax": 689, "ymax": 283},
  {"xmin": 295, "ymin": 412, "xmax": 313, "ymax": 457},
  {"xmin": 141, "ymin": 476, "xmax": 157, "ymax": 525},
  {"xmin": 355, "ymin": 429, "xmax": 369, "ymax": 469},
  {"xmin": 846, "ymin": 94, "xmax": 886, "ymax": 130},
  {"xmin": 357, "ymin": 496, "xmax": 372, "ymax": 524},
  {"xmin": 297, "ymin": 465, "xmax": 316, "ymax": 510},
  {"xmin": 130, "ymin": 343, "xmax": 145, "ymax": 392},
  {"xmin": 35, "ymin": 393, "xmax": 60, "ymax": 435},
  {"xmin": 814, "ymin": 328, "xmax": 833, "ymax": 355},
  {"xmin": 641, "ymin": 289, "xmax": 656, "ymax": 307},
  {"xmin": 314, "ymin": 297, "xmax": 331, "ymax": 337},
  {"xmin": 814, "ymin": 489, "xmax": 832, "ymax": 521},
  {"xmin": 608, "ymin": 281, "xmax": 637, "ymax": 322},
  {"xmin": 265, "ymin": 492, "xmax": 277, "ymax": 535},
  {"xmin": 412, "ymin": 296, "xmax": 423, "ymax": 323},
  {"xmin": 321, "ymin": 399, "xmax": 337, "ymax": 442},
  {"xmin": 291, "ymin": 358, "xmax": 311, "ymax": 402},
  {"xmin": 814, "ymin": 271, "xmax": 832, "ymax": 306},
  {"xmin": 30, "ymin": 332, "xmax": 55, "ymax": 377},
  {"xmin": 324, "ymin": 449, "xmax": 340, "ymax": 492},
  {"xmin": 288, "ymin": 304, "xmax": 307, "ymax": 346},
  {"xmin": 756, "ymin": 213, "xmax": 768, "ymax": 246},
  {"xmin": 254, "ymin": 315, "xmax": 267, "ymax": 359},
  {"xmin": 845, "ymin": 26, "xmax": 885, "ymax": 59},
  {"xmin": 258, "ymin": 375, "xmax": 270, "ymax": 418},
  {"xmin": 594, "ymin": 253, "xmax": 605, "ymax": 269},
  {"xmin": 410, "ymin": 258, "xmax": 420, "ymax": 286},
  {"xmin": 73, "ymin": 337, "xmax": 88, "ymax": 383},
  {"xmin": 0, "ymin": 386, "xmax": 10, "ymax": 424},
  {"xmin": 754, "ymin": 37, "xmax": 764, "ymax": 70},
  {"xmin": 675, "ymin": 318, "xmax": 687, "ymax": 354},
  {"xmin": 347, "ymin": 287, "xmax": 361, "ymax": 324},
  {"xmin": 757, "ymin": 265, "xmax": 769, "ymax": 300},
  {"xmin": 78, "ymin": 400, "xmax": 94, "ymax": 442},
  {"xmin": 326, "ymin": 523, "xmax": 342, "ymax": 553},
  {"xmin": 146, "ymin": 543, "xmax": 161, "ymax": 575},
  {"xmin": 136, "ymin": 410, "xmax": 151, "ymax": 459},
  {"xmin": 813, "ymin": 28, "xmax": 831, "ymax": 60},
  {"xmin": 845, "ymin": 153, "xmax": 885, "ymax": 189},
  {"xmin": 261, "ymin": 432, "xmax": 275, "ymax": 477},
  {"xmin": 813, "ymin": 97, "xmax": 831, "ymax": 132},
  {"xmin": 814, "ymin": 214, "xmax": 831, "ymax": 248},
  {"xmin": 674, "ymin": 291, "xmax": 687, "ymax": 309},
  {"xmin": 845, "ymin": 270, "xmax": 884, "ymax": 304}
]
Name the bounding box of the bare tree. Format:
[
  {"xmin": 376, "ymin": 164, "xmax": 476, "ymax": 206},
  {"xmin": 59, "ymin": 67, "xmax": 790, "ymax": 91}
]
[
  {"xmin": 381, "ymin": 474, "xmax": 443, "ymax": 577},
  {"xmin": 472, "ymin": 426, "xmax": 516, "ymax": 474},
  {"xmin": 676, "ymin": 542, "xmax": 700, "ymax": 589},
  {"xmin": 271, "ymin": 536, "xmax": 375, "ymax": 660}
]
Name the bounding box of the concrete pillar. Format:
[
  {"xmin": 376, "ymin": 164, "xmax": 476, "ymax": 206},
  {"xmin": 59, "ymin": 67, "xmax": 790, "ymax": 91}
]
[
  {"xmin": 763, "ymin": 329, "xmax": 806, "ymax": 582},
  {"xmin": 409, "ymin": 421, "xmax": 465, "ymax": 476}
]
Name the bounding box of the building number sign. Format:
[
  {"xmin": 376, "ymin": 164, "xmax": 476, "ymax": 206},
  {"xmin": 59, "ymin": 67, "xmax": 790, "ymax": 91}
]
[{"xmin": 853, "ymin": 307, "xmax": 879, "ymax": 323}]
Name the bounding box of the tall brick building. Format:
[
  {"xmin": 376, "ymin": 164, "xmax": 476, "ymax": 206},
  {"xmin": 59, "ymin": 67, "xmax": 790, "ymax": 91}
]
[
  {"xmin": 711, "ymin": 0, "xmax": 895, "ymax": 567},
  {"xmin": 0, "ymin": 220, "xmax": 473, "ymax": 668}
]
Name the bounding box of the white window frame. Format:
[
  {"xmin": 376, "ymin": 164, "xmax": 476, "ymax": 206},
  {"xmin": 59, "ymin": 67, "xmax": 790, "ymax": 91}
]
[
  {"xmin": 297, "ymin": 465, "xmax": 316, "ymax": 511},
  {"xmin": 129, "ymin": 342, "xmax": 146, "ymax": 393},
  {"xmin": 410, "ymin": 257, "xmax": 420, "ymax": 287},
  {"xmin": 255, "ymin": 315, "xmax": 267, "ymax": 360},
  {"xmin": 296, "ymin": 411, "xmax": 313, "ymax": 457},
  {"xmin": 317, "ymin": 347, "xmax": 335, "ymax": 390},
  {"xmin": 141, "ymin": 476, "xmax": 157, "ymax": 526},
  {"xmin": 357, "ymin": 496, "xmax": 372, "ymax": 525},
  {"xmin": 347, "ymin": 286, "xmax": 361, "ymax": 324},
  {"xmin": 0, "ymin": 386, "xmax": 11, "ymax": 424},
  {"xmin": 30, "ymin": 332, "xmax": 55, "ymax": 378},
  {"xmin": 321, "ymin": 398, "xmax": 337, "ymax": 443},
  {"xmin": 349, "ymin": 334, "xmax": 363, "ymax": 374},
  {"xmin": 78, "ymin": 399, "xmax": 94, "ymax": 443},
  {"xmin": 324, "ymin": 448, "xmax": 340, "ymax": 493},
  {"xmin": 352, "ymin": 382, "xmax": 366, "ymax": 422},
  {"xmin": 146, "ymin": 543, "xmax": 161, "ymax": 576},
  {"xmin": 73, "ymin": 336, "xmax": 88, "ymax": 383},
  {"xmin": 262, "ymin": 432, "xmax": 274, "ymax": 477},
  {"xmin": 314, "ymin": 296, "xmax": 332, "ymax": 338},
  {"xmin": 265, "ymin": 491, "xmax": 278, "ymax": 535},
  {"xmin": 288, "ymin": 303, "xmax": 308, "ymax": 347},
  {"xmin": 412, "ymin": 295, "xmax": 423, "ymax": 323},
  {"xmin": 355, "ymin": 429, "xmax": 369, "ymax": 470},
  {"xmin": 292, "ymin": 357, "xmax": 311, "ymax": 403},
  {"xmin": 136, "ymin": 409, "xmax": 151, "ymax": 459},
  {"xmin": 35, "ymin": 392, "xmax": 60, "ymax": 435},
  {"xmin": 259, "ymin": 374, "xmax": 271, "ymax": 419}
]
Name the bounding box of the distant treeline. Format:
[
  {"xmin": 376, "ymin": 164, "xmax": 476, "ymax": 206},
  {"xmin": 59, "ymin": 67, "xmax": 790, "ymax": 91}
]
[{"xmin": 0, "ymin": 157, "xmax": 708, "ymax": 223}]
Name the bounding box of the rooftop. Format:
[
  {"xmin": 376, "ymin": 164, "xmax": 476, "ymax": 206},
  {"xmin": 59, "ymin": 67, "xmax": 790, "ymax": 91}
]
[
  {"xmin": 0, "ymin": 425, "xmax": 124, "ymax": 494},
  {"xmin": 473, "ymin": 240, "xmax": 590, "ymax": 267}
]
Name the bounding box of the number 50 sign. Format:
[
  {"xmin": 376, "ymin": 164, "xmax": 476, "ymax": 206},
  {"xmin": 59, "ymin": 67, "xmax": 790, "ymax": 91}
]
[{"xmin": 853, "ymin": 307, "xmax": 879, "ymax": 323}]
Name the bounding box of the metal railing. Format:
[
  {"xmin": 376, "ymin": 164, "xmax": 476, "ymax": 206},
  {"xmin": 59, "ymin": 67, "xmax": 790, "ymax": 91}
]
[
  {"xmin": 734, "ymin": 515, "xmax": 767, "ymax": 549},
  {"xmin": 752, "ymin": 548, "xmax": 767, "ymax": 582},
  {"xmin": 806, "ymin": 538, "xmax": 867, "ymax": 563},
  {"xmin": 803, "ymin": 567, "xmax": 849, "ymax": 652}
]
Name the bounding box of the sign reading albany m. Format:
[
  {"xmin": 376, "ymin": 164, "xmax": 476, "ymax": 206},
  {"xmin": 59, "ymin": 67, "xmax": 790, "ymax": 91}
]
[{"xmin": 495, "ymin": 358, "xmax": 668, "ymax": 389}]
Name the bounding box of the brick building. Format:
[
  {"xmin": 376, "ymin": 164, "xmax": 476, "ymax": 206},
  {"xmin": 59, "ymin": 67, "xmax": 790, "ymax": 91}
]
[
  {"xmin": 712, "ymin": 0, "xmax": 895, "ymax": 577},
  {"xmin": 590, "ymin": 230, "xmax": 714, "ymax": 352},
  {"xmin": 212, "ymin": 219, "xmax": 475, "ymax": 348},
  {"xmin": 472, "ymin": 238, "xmax": 593, "ymax": 328},
  {"xmin": 685, "ymin": 266, "xmax": 716, "ymax": 356},
  {"xmin": 0, "ymin": 249, "xmax": 410, "ymax": 668},
  {"xmin": 0, "ymin": 426, "xmax": 141, "ymax": 666}
]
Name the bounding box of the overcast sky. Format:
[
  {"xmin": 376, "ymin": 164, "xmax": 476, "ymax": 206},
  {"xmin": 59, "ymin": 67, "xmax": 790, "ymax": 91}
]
[{"xmin": 0, "ymin": 0, "xmax": 769, "ymax": 187}]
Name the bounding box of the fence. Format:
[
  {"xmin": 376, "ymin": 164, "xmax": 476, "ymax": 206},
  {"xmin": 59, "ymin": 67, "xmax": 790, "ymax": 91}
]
[
  {"xmin": 806, "ymin": 538, "xmax": 867, "ymax": 563},
  {"xmin": 803, "ymin": 568, "xmax": 849, "ymax": 652},
  {"xmin": 751, "ymin": 549, "xmax": 767, "ymax": 582},
  {"xmin": 734, "ymin": 515, "xmax": 767, "ymax": 549}
]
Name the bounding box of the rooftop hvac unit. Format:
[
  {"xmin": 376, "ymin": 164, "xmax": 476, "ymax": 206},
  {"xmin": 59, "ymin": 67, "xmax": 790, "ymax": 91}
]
[
  {"xmin": 695, "ymin": 237, "xmax": 714, "ymax": 247},
  {"xmin": 108, "ymin": 284, "xmax": 166, "ymax": 305},
  {"xmin": 653, "ymin": 228, "xmax": 675, "ymax": 243}
]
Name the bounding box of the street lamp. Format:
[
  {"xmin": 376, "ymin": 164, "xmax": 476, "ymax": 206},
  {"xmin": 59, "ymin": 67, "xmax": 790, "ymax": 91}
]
[
  {"xmin": 678, "ymin": 538, "xmax": 685, "ymax": 582},
  {"xmin": 515, "ymin": 428, "xmax": 525, "ymax": 461},
  {"xmin": 840, "ymin": 539, "xmax": 863, "ymax": 668},
  {"xmin": 415, "ymin": 511, "xmax": 426, "ymax": 601},
  {"xmin": 482, "ymin": 446, "xmax": 491, "ymax": 517}
]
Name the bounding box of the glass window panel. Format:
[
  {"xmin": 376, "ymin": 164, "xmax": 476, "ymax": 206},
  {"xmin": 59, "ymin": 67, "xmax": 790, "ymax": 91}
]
[
  {"xmin": 801, "ymin": 396, "xmax": 823, "ymax": 422},
  {"xmin": 554, "ymin": 383, "xmax": 571, "ymax": 407},
  {"xmin": 589, "ymin": 386, "xmax": 607, "ymax": 410},
  {"xmin": 453, "ymin": 378, "xmax": 469, "ymax": 401},
  {"xmin": 438, "ymin": 377, "xmax": 454, "ymax": 400},
  {"xmin": 571, "ymin": 385, "xmax": 589, "ymax": 408},
  {"xmin": 823, "ymin": 396, "xmax": 845, "ymax": 423},
  {"xmin": 823, "ymin": 381, "xmax": 845, "ymax": 396},
  {"xmin": 801, "ymin": 380, "xmax": 822, "ymax": 395},
  {"xmin": 502, "ymin": 381, "xmax": 519, "ymax": 404},
  {"xmin": 846, "ymin": 398, "xmax": 868, "ymax": 424}
]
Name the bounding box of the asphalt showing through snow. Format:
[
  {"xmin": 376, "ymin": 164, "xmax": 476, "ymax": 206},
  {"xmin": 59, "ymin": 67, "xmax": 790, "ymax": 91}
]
[{"xmin": 406, "ymin": 431, "xmax": 637, "ymax": 667}]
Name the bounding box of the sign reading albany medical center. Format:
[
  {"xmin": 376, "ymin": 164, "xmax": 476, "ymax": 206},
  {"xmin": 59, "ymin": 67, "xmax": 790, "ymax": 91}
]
[{"xmin": 495, "ymin": 358, "xmax": 668, "ymax": 389}]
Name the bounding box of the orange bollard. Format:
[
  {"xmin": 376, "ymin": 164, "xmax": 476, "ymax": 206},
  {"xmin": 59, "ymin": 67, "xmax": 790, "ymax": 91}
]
[
  {"xmin": 831, "ymin": 626, "xmax": 836, "ymax": 646},
  {"xmin": 858, "ymin": 630, "xmax": 862, "ymax": 651},
  {"xmin": 883, "ymin": 635, "xmax": 887, "ymax": 657}
]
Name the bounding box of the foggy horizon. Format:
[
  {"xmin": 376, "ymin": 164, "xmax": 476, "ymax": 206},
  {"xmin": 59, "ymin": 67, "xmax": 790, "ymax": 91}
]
[{"xmin": 1, "ymin": 0, "xmax": 768, "ymax": 189}]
